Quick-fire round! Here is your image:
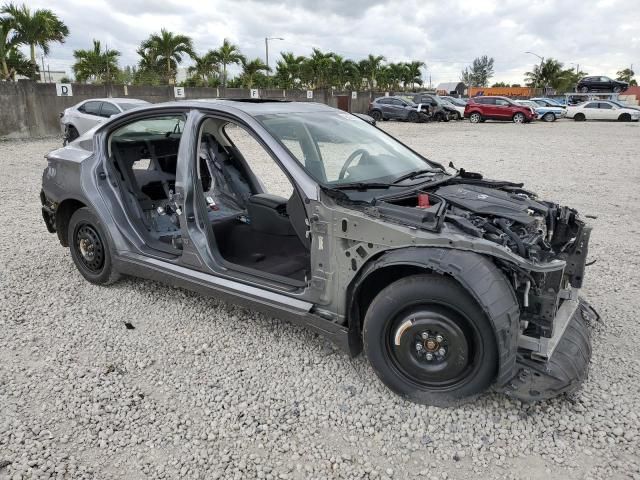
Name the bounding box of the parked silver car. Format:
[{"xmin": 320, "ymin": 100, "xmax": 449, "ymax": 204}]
[{"xmin": 60, "ymin": 98, "xmax": 149, "ymax": 144}]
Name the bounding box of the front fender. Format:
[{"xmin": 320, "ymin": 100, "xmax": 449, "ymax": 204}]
[{"xmin": 349, "ymin": 247, "xmax": 521, "ymax": 387}]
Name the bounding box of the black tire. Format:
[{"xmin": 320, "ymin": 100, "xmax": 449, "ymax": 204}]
[
  {"xmin": 574, "ymin": 113, "xmax": 586, "ymax": 122},
  {"xmin": 407, "ymin": 110, "xmax": 419, "ymax": 122},
  {"xmin": 370, "ymin": 110, "xmax": 382, "ymax": 122},
  {"xmin": 68, "ymin": 207, "xmax": 120, "ymax": 285},
  {"xmin": 442, "ymin": 113, "xmax": 450, "ymax": 122},
  {"xmin": 512, "ymin": 112, "xmax": 525, "ymax": 124},
  {"xmin": 579, "ymin": 86, "xmax": 589, "ymax": 93},
  {"xmin": 64, "ymin": 125, "xmax": 79, "ymax": 146},
  {"xmin": 618, "ymin": 113, "xmax": 631, "ymax": 122},
  {"xmin": 542, "ymin": 112, "xmax": 556, "ymax": 122},
  {"xmin": 468, "ymin": 112, "xmax": 482, "ymax": 124},
  {"xmin": 613, "ymin": 86, "xmax": 622, "ymax": 93},
  {"xmin": 455, "ymin": 112, "xmax": 463, "ymax": 120},
  {"xmin": 363, "ymin": 274, "xmax": 497, "ymax": 406}
]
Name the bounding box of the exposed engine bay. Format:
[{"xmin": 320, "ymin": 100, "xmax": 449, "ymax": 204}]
[{"xmin": 370, "ymin": 180, "xmax": 592, "ymax": 342}]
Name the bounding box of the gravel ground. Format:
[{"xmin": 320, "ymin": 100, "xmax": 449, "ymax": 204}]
[{"xmin": 1, "ymin": 119, "xmax": 639, "ymax": 480}]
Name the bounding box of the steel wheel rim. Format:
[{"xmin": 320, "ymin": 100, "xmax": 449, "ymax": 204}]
[
  {"xmin": 74, "ymin": 223, "xmax": 105, "ymax": 273},
  {"xmin": 384, "ymin": 303, "xmax": 482, "ymax": 391}
]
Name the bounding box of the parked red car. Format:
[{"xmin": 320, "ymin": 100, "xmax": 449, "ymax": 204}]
[{"xmin": 464, "ymin": 96, "xmax": 535, "ymax": 124}]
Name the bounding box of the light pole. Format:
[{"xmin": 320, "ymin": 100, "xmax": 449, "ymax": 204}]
[
  {"xmin": 265, "ymin": 37, "xmax": 284, "ymax": 77},
  {"xmin": 525, "ymin": 51, "xmax": 545, "ymax": 90},
  {"xmin": 570, "ymin": 62, "xmax": 580, "ymax": 75}
]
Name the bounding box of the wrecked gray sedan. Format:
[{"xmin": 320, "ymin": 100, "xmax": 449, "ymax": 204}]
[{"xmin": 40, "ymin": 100, "xmax": 597, "ymax": 406}]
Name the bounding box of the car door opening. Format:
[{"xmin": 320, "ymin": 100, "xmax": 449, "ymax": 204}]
[
  {"xmin": 197, "ymin": 118, "xmax": 311, "ymax": 284},
  {"xmin": 108, "ymin": 115, "xmax": 185, "ymax": 253}
]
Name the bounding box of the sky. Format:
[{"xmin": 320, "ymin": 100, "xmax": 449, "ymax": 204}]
[{"xmin": 19, "ymin": 0, "xmax": 640, "ymax": 85}]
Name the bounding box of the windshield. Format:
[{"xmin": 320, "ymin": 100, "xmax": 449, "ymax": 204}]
[{"xmin": 257, "ymin": 112, "xmax": 439, "ymax": 185}]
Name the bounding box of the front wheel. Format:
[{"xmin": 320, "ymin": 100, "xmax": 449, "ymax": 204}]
[
  {"xmin": 579, "ymin": 86, "xmax": 589, "ymax": 93},
  {"xmin": 618, "ymin": 113, "xmax": 631, "ymax": 122},
  {"xmin": 574, "ymin": 113, "xmax": 586, "ymax": 122},
  {"xmin": 613, "ymin": 86, "xmax": 622, "ymax": 93},
  {"xmin": 407, "ymin": 110, "xmax": 419, "ymax": 122},
  {"xmin": 513, "ymin": 112, "xmax": 525, "ymax": 123},
  {"xmin": 68, "ymin": 207, "xmax": 120, "ymax": 285},
  {"xmin": 363, "ymin": 274, "xmax": 497, "ymax": 406},
  {"xmin": 469, "ymin": 112, "xmax": 482, "ymax": 124}
]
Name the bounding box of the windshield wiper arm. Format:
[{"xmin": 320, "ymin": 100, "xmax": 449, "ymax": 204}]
[
  {"xmin": 392, "ymin": 169, "xmax": 438, "ymax": 185},
  {"xmin": 327, "ymin": 182, "xmax": 394, "ymax": 191}
]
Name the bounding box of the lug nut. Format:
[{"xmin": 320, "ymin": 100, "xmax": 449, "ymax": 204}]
[
  {"xmin": 425, "ymin": 353, "xmax": 433, "ymax": 361},
  {"xmin": 435, "ymin": 334, "xmax": 444, "ymax": 342},
  {"xmin": 421, "ymin": 332, "xmax": 429, "ymax": 339},
  {"xmin": 438, "ymin": 348, "xmax": 446, "ymax": 356},
  {"xmin": 415, "ymin": 343, "xmax": 423, "ymax": 351}
]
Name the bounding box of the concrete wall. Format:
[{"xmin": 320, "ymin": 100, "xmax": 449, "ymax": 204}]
[{"xmin": 0, "ymin": 81, "xmax": 377, "ymax": 139}]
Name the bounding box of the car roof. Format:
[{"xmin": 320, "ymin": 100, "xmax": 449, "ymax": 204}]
[
  {"xmin": 80, "ymin": 97, "xmax": 148, "ymax": 104},
  {"xmin": 149, "ymin": 98, "xmax": 338, "ymax": 115}
]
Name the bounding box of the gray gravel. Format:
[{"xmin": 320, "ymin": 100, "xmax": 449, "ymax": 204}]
[{"xmin": 1, "ymin": 119, "xmax": 640, "ymax": 480}]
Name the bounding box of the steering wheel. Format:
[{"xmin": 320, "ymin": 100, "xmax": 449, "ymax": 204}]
[{"xmin": 338, "ymin": 149, "xmax": 370, "ymax": 180}]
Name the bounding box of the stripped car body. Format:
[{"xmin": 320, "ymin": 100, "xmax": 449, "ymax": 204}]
[{"xmin": 41, "ymin": 100, "xmax": 597, "ymax": 405}]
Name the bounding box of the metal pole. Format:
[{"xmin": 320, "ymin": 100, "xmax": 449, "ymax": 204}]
[
  {"xmin": 40, "ymin": 55, "xmax": 45, "ymax": 82},
  {"xmin": 265, "ymin": 37, "xmax": 269, "ymax": 77}
]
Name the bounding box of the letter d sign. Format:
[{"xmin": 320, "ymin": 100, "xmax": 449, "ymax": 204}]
[{"xmin": 56, "ymin": 83, "xmax": 73, "ymax": 96}]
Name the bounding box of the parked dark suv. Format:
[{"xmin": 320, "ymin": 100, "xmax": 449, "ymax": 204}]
[
  {"xmin": 464, "ymin": 96, "xmax": 535, "ymax": 123},
  {"xmin": 576, "ymin": 76, "xmax": 629, "ymax": 93},
  {"xmin": 368, "ymin": 96, "xmax": 429, "ymax": 122}
]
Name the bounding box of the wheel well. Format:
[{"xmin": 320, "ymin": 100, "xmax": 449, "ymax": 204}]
[
  {"xmin": 353, "ymin": 264, "xmax": 431, "ymax": 334},
  {"xmin": 619, "ymin": 113, "xmax": 631, "ymax": 120},
  {"xmin": 55, "ymin": 199, "xmax": 86, "ymax": 246}
]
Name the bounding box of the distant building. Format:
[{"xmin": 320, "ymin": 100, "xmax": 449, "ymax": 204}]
[
  {"xmin": 39, "ymin": 70, "xmax": 68, "ymax": 83},
  {"xmin": 436, "ymin": 82, "xmax": 466, "ymax": 96}
]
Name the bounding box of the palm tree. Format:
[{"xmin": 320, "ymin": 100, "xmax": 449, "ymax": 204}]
[
  {"xmin": 302, "ymin": 48, "xmax": 334, "ymax": 89},
  {"xmin": 387, "ymin": 62, "xmax": 406, "ymax": 91},
  {"xmin": 72, "ymin": 39, "xmax": 120, "ymax": 83},
  {"xmin": 1, "ymin": 2, "xmax": 68, "ymax": 77},
  {"xmin": 360, "ymin": 54, "xmax": 386, "ymax": 89},
  {"xmin": 215, "ymin": 39, "xmax": 244, "ymax": 88},
  {"xmin": 140, "ymin": 28, "xmax": 194, "ymax": 84},
  {"xmin": 403, "ymin": 61, "xmax": 424, "ymax": 90},
  {"xmin": 344, "ymin": 60, "xmax": 363, "ymax": 90},
  {"xmin": 331, "ymin": 54, "xmax": 350, "ymax": 90},
  {"xmin": 0, "ymin": 16, "xmax": 15, "ymax": 79},
  {"xmin": 274, "ymin": 51, "xmax": 304, "ymax": 89},
  {"xmin": 188, "ymin": 50, "xmax": 219, "ymax": 85},
  {"xmin": 240, "ymin": 57, "xmax": 269, "ymax": 88},
  {"xmin": 525, "ymin": 58, "xmax": 566, "ymax": 89}
]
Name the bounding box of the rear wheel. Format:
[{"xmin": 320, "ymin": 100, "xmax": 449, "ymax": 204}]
[
  {"xmin": 618, "ymin": 113, "xmax": 631, "ymax": 122},
  {"xmin": 363, "ymin": 274, "xmax": 497, "ymax": 406},
  {"xmin": 512, "ymin": 112, "xmax": 525, "ymax": 123},
  {"xmin": 574, "ymin": 113, "xmax": 586, "ymax": 122},
  {"xmin": 579, "ymin": 86, "xmax": 589, "ymax": 93},
  {"xmin": 469, "ymin": 112, "xmax": 482, "ymax": 124},
  {"xmin": 542, "ymin": 112, "xmax": 556, "ymax": 122},
  {"xmin": 407, "ymin": 110, "xmax": 419, "ymax": 122},
  {"xmin": 64, "ymin": 125, "xmax": 79, "ymax": 145},
  {"xmin": 370, "ymin": 110, "xmax": 382, "ymax": 122},
  {"xmin": 68, "ymin": 207, "xmax": 120, "ymax": 285}
]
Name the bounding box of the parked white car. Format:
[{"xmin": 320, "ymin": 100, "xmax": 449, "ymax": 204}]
[
  {"xmin": 60, "ymin": 98, "xmax": 149, "ymax": 144},
  {"xmin": 441, "ymin": 99, "xmax": 465, "ymax": 120},
  {"xmin": 566, "ymin": 100, "xmax": 640, "ymax": 122}
]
